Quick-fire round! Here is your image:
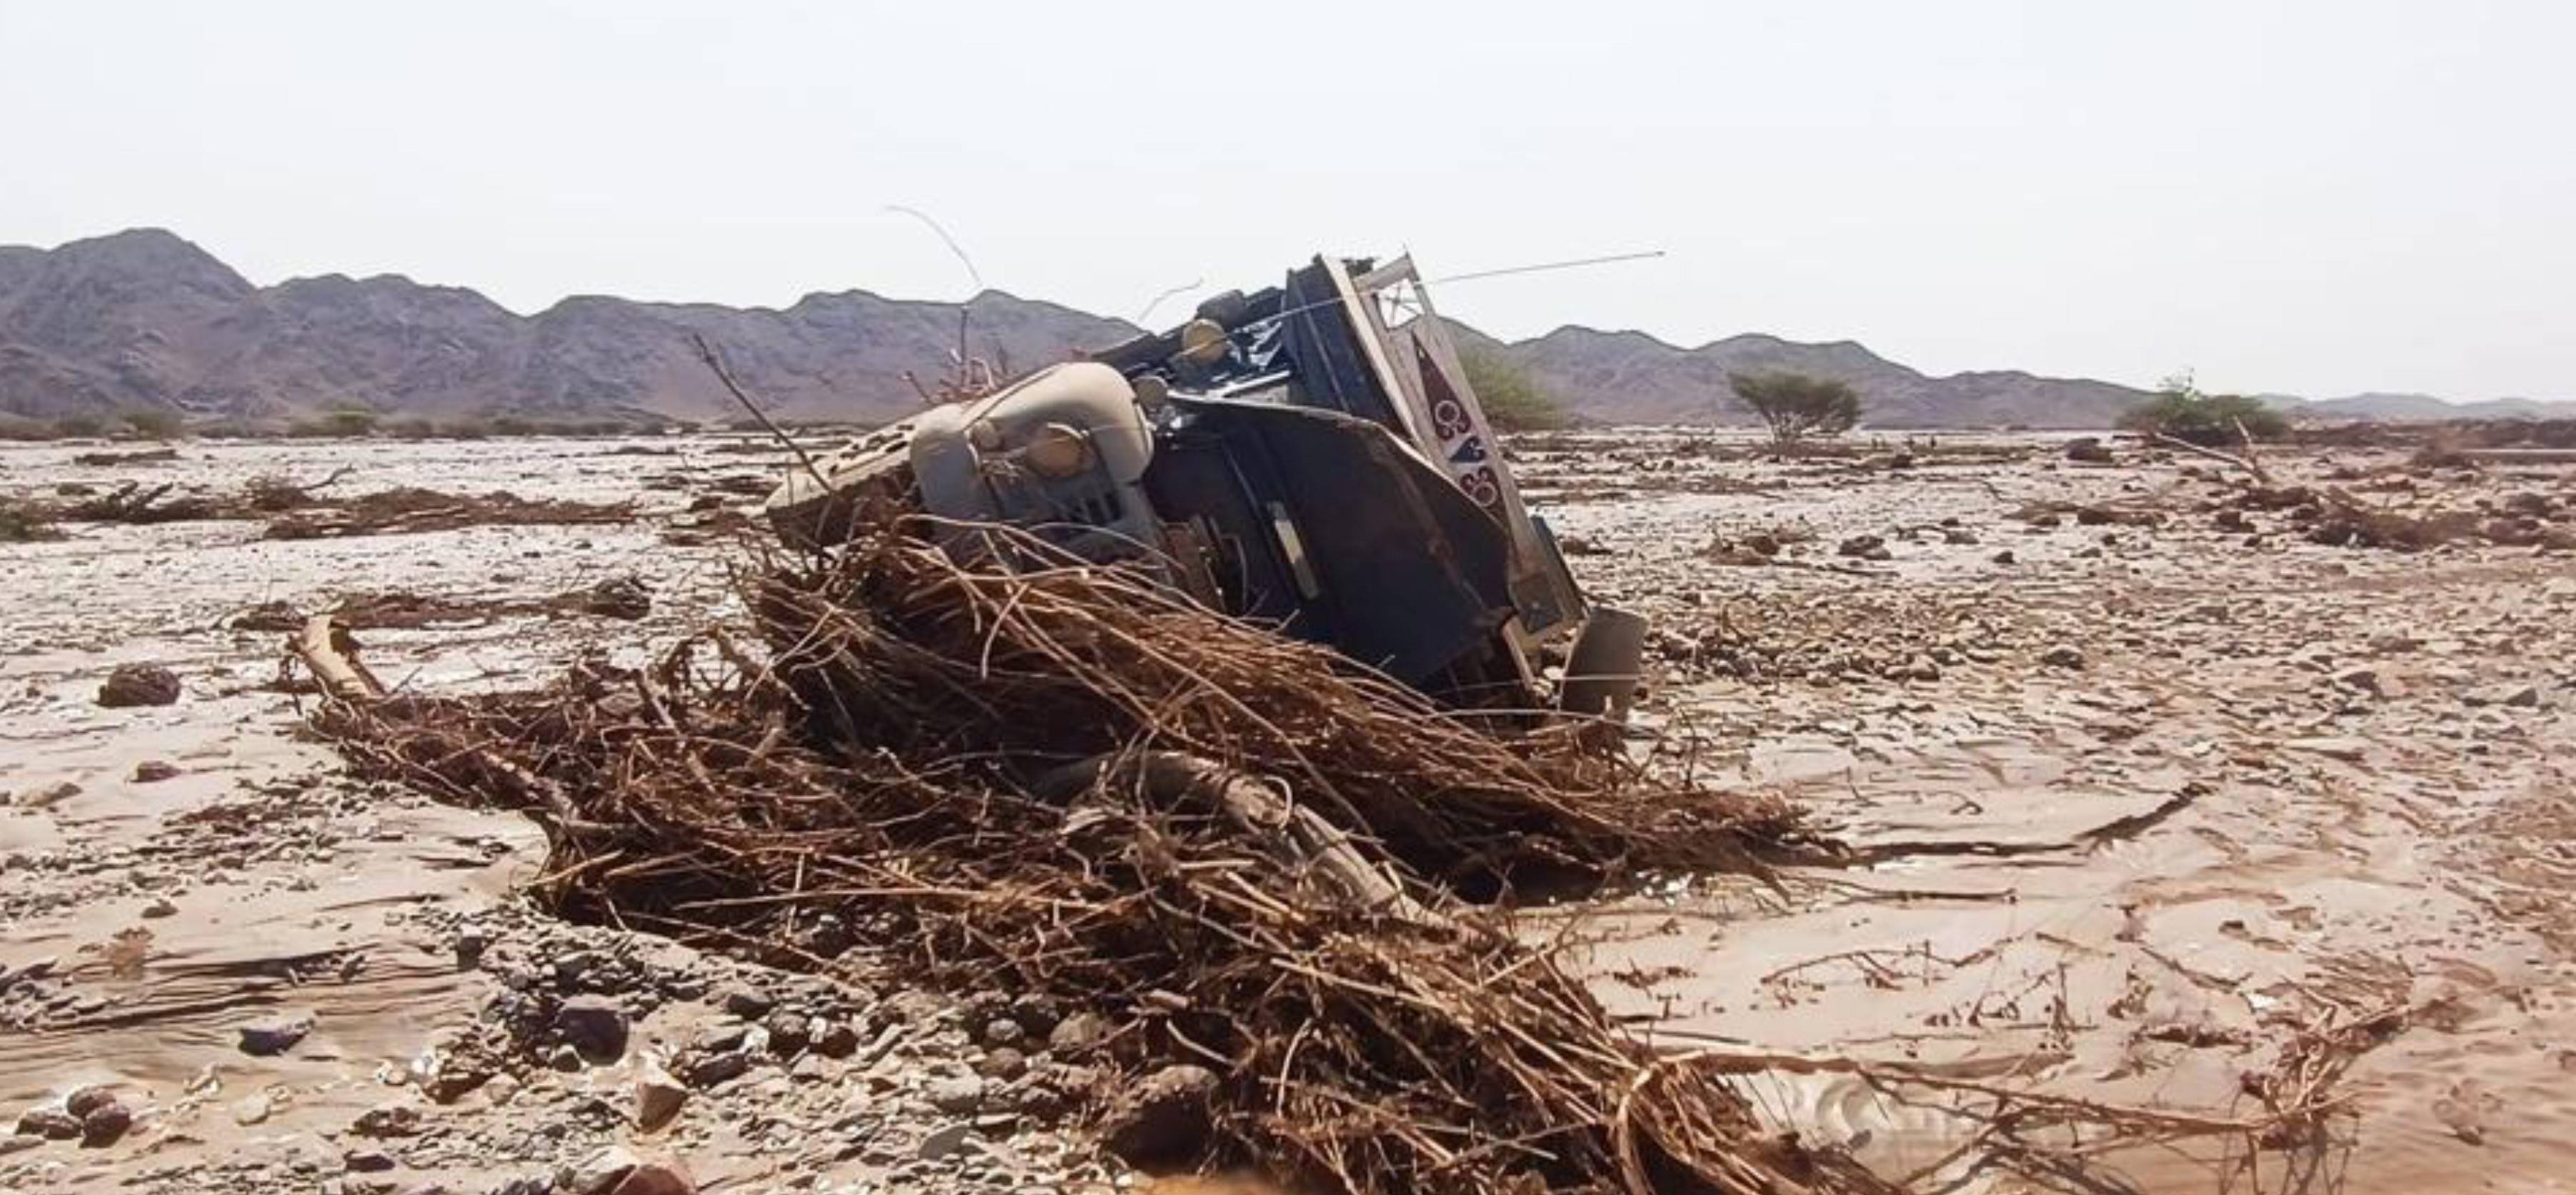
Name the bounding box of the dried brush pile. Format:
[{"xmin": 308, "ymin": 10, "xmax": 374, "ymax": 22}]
[{"xmin": 314, "ymin": 524, "xmax": 1878, "ymax": 1195}]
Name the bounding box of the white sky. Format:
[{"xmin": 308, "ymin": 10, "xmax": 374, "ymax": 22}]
[{"xmin": 4, "ymin": 0, "xmax": 2569, "ymax": 400}]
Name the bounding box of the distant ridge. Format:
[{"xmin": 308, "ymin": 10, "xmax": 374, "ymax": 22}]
[{"xmin": 0, "ymin": 229, "xmax": 2558, "ymax": 428}]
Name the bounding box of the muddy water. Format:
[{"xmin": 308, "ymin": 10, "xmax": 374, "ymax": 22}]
[
  {"xmin": 1524, "ymin": 433, "xmax": 2576, "ymax": 1191},
  {"xmin": 1, "ymin": 436, "xmax": 752, "ymax": 1190},
  {"xmin": 6, "ymin": 432, "xmax": 2572, "ymax": 1192}
]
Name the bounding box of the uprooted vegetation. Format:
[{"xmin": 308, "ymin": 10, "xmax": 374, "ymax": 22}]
[
  {"xmin": 309, "ymin": 526, "xmax": 1850, "ymax": 1195},
  {"xmin": 294, "ymin": 521, "xmax": 2407, "ymax": 1194},
  {"xmin": 14, "ymin": 471, "xmax": 634, "ymax": 539}
]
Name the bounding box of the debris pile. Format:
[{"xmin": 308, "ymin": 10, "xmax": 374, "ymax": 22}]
[{"xmin": 306, "ymin": 524, "xmax": 1869, "ymax": 1195}]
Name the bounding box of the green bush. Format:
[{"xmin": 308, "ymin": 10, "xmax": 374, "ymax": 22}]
[
  {"xmin": 1727, "ymin": 371, "xmax": 1862, "ymax": 443},
  {"xmin": 119, "ymin": 408, "xmax": 185, "ymax": 439},
  {"xmin": 1459, "ymin": 349, "xmax": 1574, "ymax": 432},
  {"xmin": 2117, "ymin": 374, "xmax": 2287, "ymax": 446}
]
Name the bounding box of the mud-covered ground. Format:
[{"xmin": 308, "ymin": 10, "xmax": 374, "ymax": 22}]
[{"xmin": 2, "ymin": 430, "xmax": 2571, "ymax": 1194}]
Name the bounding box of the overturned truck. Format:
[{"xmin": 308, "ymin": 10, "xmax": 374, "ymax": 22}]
[{"xmin": 767, "ymin": 254, "xmax": 1643, "ymax": 715}]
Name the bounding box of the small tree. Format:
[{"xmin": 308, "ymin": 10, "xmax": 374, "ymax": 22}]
[
  {"xmin": 2117, "ymin": 371, "xmax": 2287, "ymax": 446},
  {"xmin": 1460, "ymin": 348, "xmax": 1573, "ymax": 432},
  {"xmin": 120, "ymin": 407, "xmax": 184, "ymax": 439},
  {"xmin": 1727, "ymin": 371, "xmax": 1861, "ymax": 443}
]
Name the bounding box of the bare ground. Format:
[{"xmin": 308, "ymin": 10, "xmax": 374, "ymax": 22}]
[{"xmin": 2, "ymin": 430, "xmax": 2572, "ymax": 1194}]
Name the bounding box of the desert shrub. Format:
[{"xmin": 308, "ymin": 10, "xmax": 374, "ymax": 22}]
[
  {"xmin": 289, "ymin": 406, "xmax": 381, "ymax": 438},
  {"xmin": 1459, "ymin": 349, "xmax": 1573, "ymax": 432},
  {"xmin": 0, "ymin": 414, "xmax": 54, "ymax": 441},
  {"xmin": 0, "ymin": 498, "xmax": 63, "ymax": 542},
  {"xmin": 119, "ymin": 407, "xmax": 185, "ymax": 439},
  {"xmin": 2118, "ymin": 374, "xmax": 2287, "ymax": 446},
  {"xmin": 385, "ymin": 416, "xmax": 439, "ymax": 439},
  {"xmin": 489, "ymin": 414, "xmax": 539, "ymax": 436},
  {"xmin": 51, "ymin": 413, "xmax": 107, "ymax": 439},
  {"xmin": 1727, "ymin": 371, "xmax": 1862, "ymax": 443}
]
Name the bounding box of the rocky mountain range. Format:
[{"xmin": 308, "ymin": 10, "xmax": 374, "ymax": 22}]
[{"xmin": 0, "ymin": 229, "xmax": 2557, "ymax": 429}]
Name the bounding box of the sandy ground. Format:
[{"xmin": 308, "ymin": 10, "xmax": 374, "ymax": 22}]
[{"xmin": 2, "ymin": 430, "xmax": 2572, "ymax": 1194}]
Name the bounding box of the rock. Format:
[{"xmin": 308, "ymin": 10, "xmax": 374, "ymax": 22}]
[
  {"xmin": 422, "ymin": 1061, "xmax": 493, "ymax": 1104},
  {"xmin": 692, "ymin": 1022, "xmax": 749, "ymax": 1055},
  {"xmin": 0, "ymin": 1133, "xmax": 43, "ymax": 1155},
  {"xmin": 977, "ymin": 1047, "xmax": 1028, "ymax": 1081},
  {"xmin": 924, "ymin": 1074, "xmax": 985, "ymax": 1114},
  {"xmin": 580, "ymin": 577, "xmax": 652, "ymax": 621},
  {"xmin": 812, "ymin": 1021, "xmax": 860, "ymax": 1059},
  {"xmin": 352, "ymin": 1102, "xmax": 423, "ymax": 1138},
  {"xmin": 1101, "ymin": 1064, "xmax": 1217, "ymax": 1166},
  {"xmin": 2285, "ymin": 736, "xmax": 2371, "ymax": 762},
  {"xmin": 454, "ymin": 929, "xmax": 489, "ymax": 970},
  {"xmin": 2466, "ymin": 683, "xmax": 2542, "ymax": 709},
  {"xmin": 17, "ymin": 1106, "xmax": 81, "ymax": 1140},
  {"xmin": 719, "ymin": 987, "xmax": 774, "ymax": 1019},
  {"xmin": 77, "ymin": 1101, "xmax": 129, "ymax": 1147},
  {"xmin": 569, "ymin": 1145, "xmax": 642, "ymax": 1194},
  {"xmin": 1045, "ymin": 1011, "xmax": 1109, "ymax": 1055},
  {"xmin": 2040, "ymin": 645, "xmax": 2086, "ymax": 669},
  {"xmin": 97, "ymin": 664, "xmax": 181, "ymax": 707},
  {"xmin": 1836, "ymin": 534, "xmax": 1892, "ymax": 561},
  {"xmin": 131, "ymin": 761, "xmax": 181, "ymax": 783},
  {"xmin": 231, "ymin": 1094, "xmax": 273, "ymax": 1126},
  {"xmin": 14, "ymin": 781, "xmax": 79, "ymax": 810},
  {"xmin": 683, "ymin": 1050, "xmax": 751, "ymax": 1089},
  {"xmin": 917, "ymin": 1121, "xmax": 974, "ymax": 1161},
  {"xmin": 1990, "ymin": 549, "xmax": 2016, "ymax": 565},
  {"xmin": 238, "ymin": 1012, "xmax": 314, "ymax": 1056},
  {"xmin": 554, "ymin": 994, "xmax": 629, "ymax": 1061},
  {"xmin": 2063, "ymin": 437, "xmax": 2114, "ymax": 464},
  {"xmin": 980, "ymin": 1017, "xmax": 1025, "ymax": 1048},
  {"xmin": 2333, "ymin": 667, "xmax": 2383, "ymax": 696},
  {"xmin": 64, "ymin": 1086, "xmax": 117, "ymax": 1119},
  {"xmin": 610, "ymin": 1161, "xmax": 696, "ymax": 1195},
  {"xmin": 634, "ymin": 1061, "xmax": 689, "ymax": 1130},
  {"xmin": 346, "ymin": 1149, "xmax": 399, "ymax": 1173},
  {"xmin": 763, "ymin": 1010, "xmax": 811, "ymax": 1056},
  {"xmin": 140, "ymin": 897, "xmax": 177, "ymax": 919},
  {"xmin": 1942, "ymin": 527, "xmax": 1979, "ymax": 545}
]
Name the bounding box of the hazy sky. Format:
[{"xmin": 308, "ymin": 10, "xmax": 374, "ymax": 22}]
[{"xmin": 5, "ymin": 1, "xmax": 2569, "ymax": 400}]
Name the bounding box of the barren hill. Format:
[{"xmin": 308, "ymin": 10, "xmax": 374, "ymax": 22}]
[{"xmin": 1, "ymin": 229, "xmax": 2555, "ymax": 429}]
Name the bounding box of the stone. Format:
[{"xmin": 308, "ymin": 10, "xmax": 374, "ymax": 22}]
[
  {"xmin": 683, "ymin": 1050, "xmax": 751, "ymax": 1089},
  {"xmin": 692, "ymin": 1023, "xmax": 749, "ymax": 1055},
  {"xmin": 1837, "ymin": 534, "xmax": 1892, "ymax": 561},
  {"xmin": 719, "ymin": 987, "xmax": 774, "ymax": 1019},
  {"xmin": 141, "ymin": 897, "xmax": 177, "ymax": 919},
  {"xmin": 812, "ymin": 1021, "xmax": 860, "ymax": 1059},
  {"xmin": 977, "ymin": 1047, "xmax": 1027, "ymax": 1081},
  {"xmin": 17, "ymin": 1106, "xmax": 81, "ymax": 1140},
  {"xmin": 1101, "ymin": 1064, "xmax": 1217, "ymax": 1166},
  {"xmin": 231, "ymin": 1094, "xmax": 273, "ymax": 1126},
  {"xmin": 77, "ymin": 1101, "xmax": 129, "ymax": 1146},
  {"xmin": 1045, "ymin": 1011, "xmax": 1109, "ymax": 1055},
  {"xmin": 0, "ymin": 1133, "xmax": 43, "ymax": 1155},
  {"xmin": 352, "ymin": 1102, "xmax": 423, "ymax": 1138},
  {"xmin": 131, "ymin": 761, "xmax": 181, "ymax": 783},
  {"xmin": 2333, "ymin": 667, "xmax": 2382, "ymax": 696},
  {"xmin": 64, "ymin": 1086, "xmax": 117, "ymax": 1119},
  {"xmin": 569, "ymin": 1145, "xmax": 641, "ymax": 1194},
  {"xmin": 916, "ymin": 1121, "xmax": 974, "ymax": 1161},
  {"xmin": 634, "ymin": 1061, "xmax": 689, "ymax": 1130},
  {"xmin": 97, "ymin": 664, "xmax": 181, "ymax": 707},
  {"xmin": 979, "ymin": 1017, "xmax": 1024, "ymax": 1048},
  {"xmin": 610, "ymin": 1161, "xmax": 696, "ymax": 1195},
  {"xmin": 924, "ymin": 1074, "xmax": 985, "ymax": 1114},
  {"xmin": 763, "ymin": 1010, "xmax": 810, "ymax": 1056},
  {"xmin": 2040, "ymin": 645, "xmax": 2085, "ymax": 669},
  {"xmin": 14, "ymin": 781, "xmax": 79, "ymax": 810},
  {"xmin": 1990, "ymin": 549, "xmax": 2016, "ymax": 565},
  {"xmin": 554, "ymin": 994, "xmax": 629, "ymax": 1061},
  {"xmin": 454, "ymin": 929, "xmax": 489, "ymax": 970},
  {"xmin": 239, "ymin": 1012, "xmax": 314, "ymax": 1056},
  {"xmin": 2063, "ymin": 437, "xmax": 2114, "ymax": 464},
  {"xmin": 346, "ymin": 1149, "xmax": 399, "ymax": 1173}
]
